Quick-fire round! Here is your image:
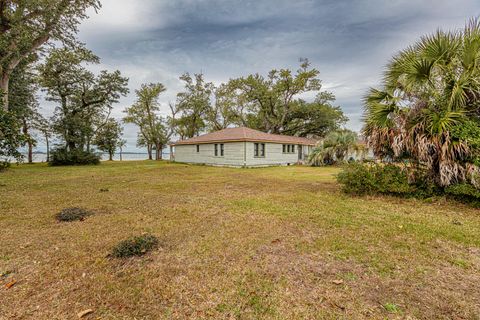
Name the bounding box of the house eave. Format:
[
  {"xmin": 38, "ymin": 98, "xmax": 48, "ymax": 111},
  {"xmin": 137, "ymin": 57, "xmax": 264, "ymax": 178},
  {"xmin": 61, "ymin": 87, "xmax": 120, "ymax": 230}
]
[{"xmin": 170, "ymin": 138, "xmax": 317, "ymax": 147}]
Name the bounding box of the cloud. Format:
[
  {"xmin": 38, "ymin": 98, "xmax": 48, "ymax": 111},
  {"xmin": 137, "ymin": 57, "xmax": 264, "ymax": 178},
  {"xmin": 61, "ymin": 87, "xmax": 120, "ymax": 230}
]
[{"xmin": 36, "ymin": 0, "xmax": 480, "ymax": 151}]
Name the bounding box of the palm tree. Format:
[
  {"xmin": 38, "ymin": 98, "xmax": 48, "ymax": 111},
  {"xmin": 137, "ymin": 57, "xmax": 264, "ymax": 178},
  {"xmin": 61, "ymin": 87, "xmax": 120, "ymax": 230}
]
[
  {"xmin": 309, "ymin": 130, "xmax": 366, "ymax": 166},
  {"xmin": 363, "ymin": 19, "xmax": 480, "ymax": 187}
]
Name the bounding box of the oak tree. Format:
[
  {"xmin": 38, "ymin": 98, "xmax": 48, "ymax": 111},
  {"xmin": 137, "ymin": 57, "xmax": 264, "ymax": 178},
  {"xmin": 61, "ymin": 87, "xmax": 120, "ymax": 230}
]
[{"xmin": 0, "ymin": 0, "xmax": 101, "ymax": 110}]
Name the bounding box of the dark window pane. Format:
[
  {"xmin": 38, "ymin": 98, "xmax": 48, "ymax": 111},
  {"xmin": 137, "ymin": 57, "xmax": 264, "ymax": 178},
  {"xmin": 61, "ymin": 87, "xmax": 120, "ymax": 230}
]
[
  {"xmin": 254, "ymin": 143, "xmax": 258, "ymax": 157},
  {"xmin": 260, "ymin": 143, "xmax": 265, "ymax": 157},
  {"xmin": 220, "ymin": 144, "xmax": 224, "ymax": 156},
  {"xmin": 214, "ymin": 144, "xmax": 218, "ymax": 156},
  {"xmin": 196, "ymin": 145, "xmax": 200, "ymax": 152}
]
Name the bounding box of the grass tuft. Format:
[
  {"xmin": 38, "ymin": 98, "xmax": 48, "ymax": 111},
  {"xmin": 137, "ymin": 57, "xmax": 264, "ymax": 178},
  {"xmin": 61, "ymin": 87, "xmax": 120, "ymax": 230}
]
[
  {"xmin": 383, "ymin": 302, "xmax": 400, "ymax": 313},
  {"xmin": 109, "ymin": 234, "xmax": 159, "ymax": 258},
  {"xmin": 55, "ymin": 207, "xmax": 93, "ymax": 222}
]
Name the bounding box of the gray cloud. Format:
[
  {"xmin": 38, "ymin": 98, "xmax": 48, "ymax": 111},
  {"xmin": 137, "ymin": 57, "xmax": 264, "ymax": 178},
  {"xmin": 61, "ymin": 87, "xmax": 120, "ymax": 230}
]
[{"xmin": 36, "ymin": 0, "xmax": 480, "ymax": 151}]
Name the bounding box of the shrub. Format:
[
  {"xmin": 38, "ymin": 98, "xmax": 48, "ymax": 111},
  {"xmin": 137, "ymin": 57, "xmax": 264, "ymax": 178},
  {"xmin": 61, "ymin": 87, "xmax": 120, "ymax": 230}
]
[
  {"xmin": 56, "ymin": 207, "xmax": 93, "ymax": 222},
  {"xmin": 337, "ymin": 162, "xmax": 438, "ymax": 198},
  {"xmin": 445, "ymin": 183, "xmax": 480, "ymax": 205},
  {"xmin": 337, "ymin": 162, "xmax": 377, "ymax": 195},
  {"xmin": 109, "ymin": 234, "xmax": 159, "ymax": 258},
  {"xmin": 49, "ymin": 148, "xmax": 101, "ymax": 166},
  {"xmin": 0, "ymin": 161, "xmax": 10, "ymax": 172}
]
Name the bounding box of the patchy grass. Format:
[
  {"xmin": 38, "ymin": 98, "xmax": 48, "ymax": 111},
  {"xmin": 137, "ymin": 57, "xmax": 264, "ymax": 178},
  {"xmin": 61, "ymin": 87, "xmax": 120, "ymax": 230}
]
[{"xmin": 1, "ymin": 161, "xmax": 479, "ymax": 319}]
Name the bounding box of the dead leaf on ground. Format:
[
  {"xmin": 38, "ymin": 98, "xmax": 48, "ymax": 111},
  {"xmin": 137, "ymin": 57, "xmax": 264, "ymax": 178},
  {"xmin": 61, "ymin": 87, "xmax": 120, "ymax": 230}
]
[
  {"xmin": 5, "ymin": 280, "xmax": 17, "ymax": 289},
  {"xmin": 77, "ymin": 309, "xmax": 94, "ymax": 318},
  {"xmin": 332, "ymin": 279, "xmax": 344, "ymax": 285}
]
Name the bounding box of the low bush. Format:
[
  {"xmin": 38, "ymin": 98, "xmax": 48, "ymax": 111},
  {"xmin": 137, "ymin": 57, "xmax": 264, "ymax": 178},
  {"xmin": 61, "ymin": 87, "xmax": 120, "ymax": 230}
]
[
  {"xmin": 109, "ymin": 234, "xmax": 159, "ymax": 258},
  {"xmin": 49, "ymin": 148, "xmax": 101, "ymax": 166},
  {"xmin": 56, "ymin": 207, "xmax": 93, "ymax": 222},
  {"xmin": 337, "ymin": 162, "xmax": 439, "ymax": 198},
  {"xmin": 445, "ymin": 183, "xmax": 480, "ymax": 206},
  {"xmin": 0, "ymin": 161, "xmax": 10, "ymax": 172}
]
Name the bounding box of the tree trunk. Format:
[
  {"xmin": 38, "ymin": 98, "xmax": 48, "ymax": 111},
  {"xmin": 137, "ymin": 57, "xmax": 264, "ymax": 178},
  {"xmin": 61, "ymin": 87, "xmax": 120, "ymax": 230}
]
[
  {"xmin": 68, "ymin": 141, "xmax": 76, "ymax": 152},
  {"xmin": 119, "ymin": 146, "xmax": 123, "ymax": 161},
  {"xmin": 147, "ymin": 144, "xmax": 153, "ymax": 160},
  {"xmin": 109, "ymin": 151, "xmax": 113, "ymax": 161},
  {"xmin": 0, "ymin": 74, "xmax": 9, "ymax": 111},
  {"xmin": 45, "ymin": 134, "xmax": 50, "ymax": 162},
  {"xmin": 22, "ymin": 119, "xmax": 33, "ymax": 163},
  {"xmin": 155, "ymin": 144, "xmax": 162, "ymax": 160},
  {"xmin": 28, "ymin": 142, "xmax": 33, "ymax": 163}
]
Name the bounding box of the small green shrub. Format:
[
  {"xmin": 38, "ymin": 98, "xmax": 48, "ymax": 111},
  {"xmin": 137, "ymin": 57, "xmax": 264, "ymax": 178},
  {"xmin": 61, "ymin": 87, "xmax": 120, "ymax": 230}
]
[
  {"xmin": 49, "ymin": 148, "xmax": 101, "ymax": 166},
  {"xmin": 110, "ymin": 234, "xmax": 159, "ymax": 258},
  {"xmin": 336, "ymin": 162, "xmax": 376, "ymax": 195},
  {"xmin": 56, "ymin": 207, "xmax": 93, "ymax": 222},
  {"xmin": 445, "ymin": 183, "xmax": 480, "ymax": 206},
  {"xmin": 337, "ymin": 162, "xmax": 438, "ymax": 198}
]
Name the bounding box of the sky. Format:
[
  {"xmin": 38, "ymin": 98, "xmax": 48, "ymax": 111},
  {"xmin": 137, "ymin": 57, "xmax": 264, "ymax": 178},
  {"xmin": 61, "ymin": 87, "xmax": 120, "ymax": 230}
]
[{"xmin": 38, "ymin": 0, "xmax": 480, "ymax": 152}]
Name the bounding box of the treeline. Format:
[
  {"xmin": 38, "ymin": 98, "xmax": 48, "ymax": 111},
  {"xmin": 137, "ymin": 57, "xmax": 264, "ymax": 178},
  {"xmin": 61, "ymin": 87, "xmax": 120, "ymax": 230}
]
[{"xmin": 0, "ymin": 1, "xmax": 348, "ymax": 167}]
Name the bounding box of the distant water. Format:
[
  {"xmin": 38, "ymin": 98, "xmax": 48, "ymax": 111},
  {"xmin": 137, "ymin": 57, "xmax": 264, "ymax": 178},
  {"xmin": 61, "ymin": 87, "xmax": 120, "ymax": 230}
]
[{"xmin": 18, "ymin": 152, "xmax": 171, "ymax": 163}]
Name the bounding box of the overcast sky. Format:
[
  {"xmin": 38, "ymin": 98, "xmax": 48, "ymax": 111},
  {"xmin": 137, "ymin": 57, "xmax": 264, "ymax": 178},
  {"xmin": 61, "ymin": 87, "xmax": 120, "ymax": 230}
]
[{"xmin": 38, "ymin": 0, "xmax": 480, "ymax": 152}]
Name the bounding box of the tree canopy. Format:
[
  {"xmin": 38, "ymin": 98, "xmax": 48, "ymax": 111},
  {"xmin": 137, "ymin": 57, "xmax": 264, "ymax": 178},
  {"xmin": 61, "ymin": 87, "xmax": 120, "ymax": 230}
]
[
  {"xmin": 170, "ymin": 60, "xmax": 347, "ymax": 139},
  {"xmin": 39, "ymin": 47, "xmax": 128, "ymax": 153},
  {"xmin": 123, "ymin": 83, "xmax": 170, "ymax": 160},
  {"xmin": 0, "ymin": 0, "xmax": 101, "ymax": 111},
  {"xmin": 94, "ymin": 118, "xmax": 123, "ymax": 161}
]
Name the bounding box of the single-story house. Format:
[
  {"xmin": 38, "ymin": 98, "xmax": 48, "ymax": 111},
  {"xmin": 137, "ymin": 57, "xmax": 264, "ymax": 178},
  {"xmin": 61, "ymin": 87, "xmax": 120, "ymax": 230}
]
[{"xmin": 170, "ymin": 127, "xmax": 318, "ymax": 167}]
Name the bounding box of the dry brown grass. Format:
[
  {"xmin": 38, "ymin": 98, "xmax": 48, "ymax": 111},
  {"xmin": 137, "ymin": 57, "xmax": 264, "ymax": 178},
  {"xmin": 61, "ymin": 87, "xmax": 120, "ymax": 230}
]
[{"xmin": 1, "ymin": 161, "xmax": 479, "ymax": 319}]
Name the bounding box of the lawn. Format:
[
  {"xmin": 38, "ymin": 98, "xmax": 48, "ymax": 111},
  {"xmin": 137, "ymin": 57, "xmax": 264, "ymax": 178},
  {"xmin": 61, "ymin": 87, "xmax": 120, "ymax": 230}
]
[{"xmin": 1, "ymin": 161, "xmax": 479, "ymax": 319}]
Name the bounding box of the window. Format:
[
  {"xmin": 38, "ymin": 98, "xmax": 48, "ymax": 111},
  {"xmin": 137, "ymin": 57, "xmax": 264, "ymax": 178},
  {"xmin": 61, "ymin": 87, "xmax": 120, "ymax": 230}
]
[
  {"xmin": 283, "ymin": 144, "xmax": 296, "ymax": 154},
  {"xmin": 254, "ymin": 143, "xmax": 265, "ymax": 157},
  {"xmin": 214, "ymin": 144, "xmax": 224, "ymax": 156},
  {"xmin": 196, "ymin": 145, "xmax": 200, "ymax": 153}
]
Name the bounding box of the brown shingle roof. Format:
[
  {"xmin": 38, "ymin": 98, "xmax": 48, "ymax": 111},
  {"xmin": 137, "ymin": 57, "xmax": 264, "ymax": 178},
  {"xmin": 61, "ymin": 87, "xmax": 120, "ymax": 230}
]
[{"xmin": 171, "ymin": 127, "xmax": 318, "ymax": 146}]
